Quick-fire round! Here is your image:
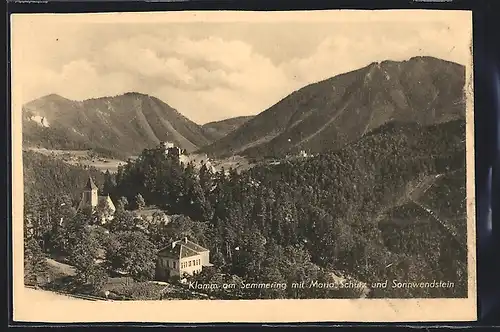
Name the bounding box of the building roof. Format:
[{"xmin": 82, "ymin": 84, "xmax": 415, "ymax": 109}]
[
  {"xmin": 85, "ymin": 176, "xmax": 98, "ymax": 190},
  {"xmin": 158, "ymin": 243, "xmax": 200, "ymax": 259},
  {"xmin": 183, "ymin": 239, "xmax": 209, "ymax": 253},
  {"xmin": 157, "ymin": 238, "xmax": 208, "ymax": 260}
]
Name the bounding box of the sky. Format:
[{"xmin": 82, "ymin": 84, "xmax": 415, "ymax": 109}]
[{"xmin": 11, "ymin": 10, "xmax": 472, "ymax": 124}]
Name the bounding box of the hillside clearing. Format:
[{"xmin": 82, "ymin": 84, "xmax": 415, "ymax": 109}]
[{"xmin": 25, "ymin": 148, "xmax": 126, "ymax": 173}]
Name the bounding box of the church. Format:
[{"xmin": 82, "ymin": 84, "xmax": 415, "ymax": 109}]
[{"xmin": 77, "ymin": 176, "xmax": 116, "ymax": 224}]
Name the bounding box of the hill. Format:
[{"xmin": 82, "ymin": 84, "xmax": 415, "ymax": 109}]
[
  {"xmin": 201, "ymin": 116, "xmax": 254, "ymax": 141},
  {"xmin": 22, "ymin": 92, "xmax": 212, "ymax": 159},
  {"xmin": 200, "ymin": 56, "xmax": 466, "ymax": 158}
]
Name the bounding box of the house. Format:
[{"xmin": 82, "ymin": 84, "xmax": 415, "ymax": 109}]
[
  {"xmin": 155, "ymin": 237, "xmax": 213, "ymax": 280},
  {"xmin": 77, "ymin": 176, "xmax": 116, "ymax": 223}
]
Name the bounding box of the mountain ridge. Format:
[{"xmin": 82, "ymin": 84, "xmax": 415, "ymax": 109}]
[
  {"xmin": 200, "ymin": 56, "xmax": 466, "ymax": 158},
  {"xmin": 23, "ymin": 56, "xmax": 466, "ymax": 160},
  {"xmin": 201, "ymin": 115, "xmax": 255, "ymax": 141},
  {"xmin": 22, "ymin": 92, "xmax": 213, "ymax": 159}
]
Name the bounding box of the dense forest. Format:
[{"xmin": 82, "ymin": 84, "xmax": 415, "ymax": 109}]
[
  {"xmin": 23, "ymin": 150, "xmax": 105, "ymax": 202},
  {"xmin": 23, "ymin": 118, "xmax": 467, "ymax": 299}
]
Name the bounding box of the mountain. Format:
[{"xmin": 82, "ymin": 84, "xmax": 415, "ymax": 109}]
[
  {"xmin": 200, "ymin": 56, "xmax": 466, "ymax": 158},
  {"xmin": 22, "ymin": 92, "xmax": 212, "ymax": 159},
  {"xmin": 201, "ymin": 116, "xmax": 254, "ymax": 141}
]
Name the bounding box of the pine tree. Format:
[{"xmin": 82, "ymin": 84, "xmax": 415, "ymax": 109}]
[
  {"xmin": 199, "ymin": 163, "xmax": 214, "ymax": 195},
  {"xmin": 102, "ymin": 170, "xmax": 116, "ymax": 196}
]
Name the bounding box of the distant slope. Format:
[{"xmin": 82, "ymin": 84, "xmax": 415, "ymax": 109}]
[
  {"xmin": 202, "ymin": 116, "xmax": 254, "ymax": 141},
  {"xmin": 22, "ymin": 92, "xmax": 212, "ymax": 159},
  {"xmin": 200, "ymin": 56, "xmax": 466, "ymax": 158}
]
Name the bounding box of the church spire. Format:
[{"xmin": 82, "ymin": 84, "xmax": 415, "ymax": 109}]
[{"xmin": 85, "ymin": 176, "xmax": 98, "ymax": 190}]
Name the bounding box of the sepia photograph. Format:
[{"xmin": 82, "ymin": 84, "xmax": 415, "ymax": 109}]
[{"xmin": 11, "ymin": 9, "xmax": 476, "ymax": 323}]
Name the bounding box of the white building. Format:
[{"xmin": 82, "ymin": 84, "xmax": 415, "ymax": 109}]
[{"xmin": 155, "ymin": 237, "xmax": 212, "ymax": 280}]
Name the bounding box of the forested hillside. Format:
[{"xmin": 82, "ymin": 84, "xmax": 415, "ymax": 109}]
[
  {"xmin": 23, "ymin": 114, "xmax": 467, "ymax": 299},
  {"xmin": 201, "ymin": 56, "xmax": 465, "ymax": 159},
  {"xmin": 202, "ymin": 116, "xmax": 255, "ymax": 141},
  {"xmin": 103, "ymin": 118, "xmax": 467, "ymax": 298},
  {"xmin": 23, "ymin": 150, "xmax": 105, "ymax": 203},
  {"xmin": 23, "ymin": 150, "xmax": 106, "ymax": 274}
]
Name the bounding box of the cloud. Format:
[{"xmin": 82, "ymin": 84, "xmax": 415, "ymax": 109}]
[
  {"xmin": 21, "ymin": 60, "xmax": 137, "ymax": 102},
  {"xmin": 100, "ymin": 35, "xmax": 292, "ymax": 92},
  {"xmin": 15, "ymin": 19, "xmax": 471, "ymax": 124},
  {"xmin": 79, "ymin": 35, "xmax": 297, "ymax": 123},
  {"xmin": 155, "ymin": 86, "xmax": 261, "ymax": 124},
  {"xmin": 102, "ymin": 40, "xmax": 192, "ymax": 84},
  {"xmin": 280, "ymin": 25, "xmax": 470, "ymax": 85}
]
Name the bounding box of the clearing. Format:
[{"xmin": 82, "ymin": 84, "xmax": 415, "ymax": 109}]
[
  {"xmin": 210, "ymin": 155, "xmax": 256, "ymax": 173},
  {"xmin": 26, "ymin": 148, "xmax": 127, "ymax": 173},
  {"xmin": 26, "ymin": 147, "xmax": 260, "ymax": 175}
]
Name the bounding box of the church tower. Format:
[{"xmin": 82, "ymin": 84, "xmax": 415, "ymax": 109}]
[{"xmin": 82, "ymin": 176, "xmax": 99, "ymax": 209}]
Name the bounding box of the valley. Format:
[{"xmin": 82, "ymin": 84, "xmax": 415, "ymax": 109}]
[
  {"xmin": 25, "ymin": 148, "xmax": 128, "ymax": 173},
  {"xmin": 25, "ymin": 147, "xmax": 257, "ymax": 175}
]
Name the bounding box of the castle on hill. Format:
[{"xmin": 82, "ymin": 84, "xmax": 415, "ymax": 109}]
[{"xmin": 77, "ymin": 176, "xmax": 116, "ymax": 224}]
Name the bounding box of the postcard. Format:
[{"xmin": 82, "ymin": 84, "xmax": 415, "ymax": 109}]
[{"xmin": 11, "ymin": 9, "xmax": 476, "ymax": 323}]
